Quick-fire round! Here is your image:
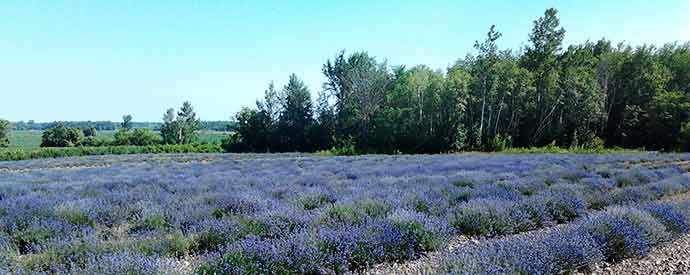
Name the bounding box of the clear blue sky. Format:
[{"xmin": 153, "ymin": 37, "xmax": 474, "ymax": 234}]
[{"xmin": 1, "ymin": 0, "xmax": 688, "ymax": 122}]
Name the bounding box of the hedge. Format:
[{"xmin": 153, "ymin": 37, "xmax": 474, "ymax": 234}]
[{"xmin": 0, "ymin": 143, "xmax": 223, "ymax": 161}]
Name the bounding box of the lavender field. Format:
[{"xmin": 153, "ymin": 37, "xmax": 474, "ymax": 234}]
[{"xmin": 1, "ymin": 153, "xmax": 690, "ymax": 274}]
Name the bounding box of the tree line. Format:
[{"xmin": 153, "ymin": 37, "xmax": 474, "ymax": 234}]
[
  {"xmin": 224, "ymin": 8, "xmax": 690, "ymax": 153},
  {"xmin": 10, "ymin": 120, "xmax": 233, "ymax": 131},
  {"xmin": 2, "ymin": 8, "xmax": 688, "ymax": 154},
  {"xmin": 34, "ymin": 102, "xmax": 203, "ymax": 148}
]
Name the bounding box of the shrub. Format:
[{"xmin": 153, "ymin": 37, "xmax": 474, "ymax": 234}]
[
  {"xmin": 78, "ymin": 136, "xmax": 108, "ymax": 147},
  {"xmin": 297, "ymin": 193, "xmax": 336, "ymax": 210},
  {"xmin": 387, "ymin": 210, "xmax": 453, "ymax": 252},
  {"xmin": 642, "ymin": 202, "xmax": 690, "ymax": 234},
  {"xmin": 318, "ymin": 137, "xmax": 358, "ymax": 156},
  {"xmin": 16, "ymin": 241, "xmax": 97, "ymax": 272},
  {"xmin": 55, "ymin": 207, "xmax": 94, "ymax": 227},
  {"xmin": 486, "ymin": 134, "xmax": 512, "ymax": 152},
  {"xmin": 0, "ymin": 143, "xmax": 223, "ymax": 161},
  {"xmin": 221, "ymin": 132, "xmax": 244, "ymax": 152},
  {"xmin": 113, "ymin": 128, "xmax": 160, "ymax": 146},
  {"xmin": 10, "ymin": 228, "xmax": 54, "ymax": 254},
  {"xmin": 81, "ymin": 127, "xmax": 97, "ymax": 137},
  {"xmin": 356, "ymin": 199, "xmax": 391, "ymax": 218},
  {"xmin": 129, "ymin": 215, "xmax": 171, "ymax": 234},
  {"xmin": 163, "ymin": 232, "xmax": 196, "ymax": 258},
  {"xmin": 581, "ymin": 207, "xmax": 670, "ymax": 261},
  {"xmin": 448, "ymin": 199, "xmax": 532, "ymax": 236},
  {"xmin": 442, "ymin": 227, "xmax": 604, "ymax": 274},
  {"xmin": 320, "ymin": 205, "xmax": 366, "ymax": 226},
  {"xmin": 41, "ymin": 124, "xmax": 83, "ymax": 147},
  {"xmin": 535, "ymin": 190, "xmax": 586, "ymax": 224},
  {"xmin": 192, "ymin": 230, "xmax": 230, "ymax": 253}
]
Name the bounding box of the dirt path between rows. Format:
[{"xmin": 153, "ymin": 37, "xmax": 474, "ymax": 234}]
[
  {"xmin": 357, "ymin": 236, "xmax": 469, "ymax": 275},
  {"xmin": 0, "ymin": 163, "xmax": 112, "ymax": 173},
  {"xmin": 584, "ymin": 234, "xmax": 690, "ymax": 275}
]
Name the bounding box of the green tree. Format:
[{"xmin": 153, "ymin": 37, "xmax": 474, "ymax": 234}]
[
  {"xmin": 41, "ymin": 124, "xmax": 83, "ymax": 147},
  {"xmin": 557, "ymin": 43, "xmax": 605, "ymax": 147},
  {"xmin": 233, "ymin": 107, "xmax": 272, "ymax": 152},
  {"xmin": 277, "ymin": 74, "xmax": 313, "ymax": 151},
  {"xmin": 82, "ymin": 127, "xmax": 97, "ymax": 137},
  {"xmin": 256, "ymin": 82, "xmax": 282, "ymax": 149},
  {"xmin": 161, "ymin": 102, "xmax": 201, "ymax": 145},
  {"xmin": 521, "ymin": 8, "xmax": 566, "ymax": 145},
  {"xmin": 472, "ymin": 25, "xmax": 502, "ymax": 148},
  {"xmin": 177, "ymin": 101, "xmax": 201, "ymax": 144},
  {"xmin": 0, "ymin": 119, "xmax": 10, "ymax": 147},
  {"xmin": 222, "ymin": 8, "xmax": 690, "ymax": 153},
  {"xmin": 322, "ymin": 51, "xmax": 390, "ymax": 150},
  {"xmin": 645, "ymin": 90, "xmax": 689, "ymax": 150},
  {"xmin": 121, "ymin": 114, "xmax": 133, "ymax": 130},
  {"xmin": 161, "ymin": 108, "xmax": 181, "ymax": 144},
  {"xmin": 310, "ymin": 90, "xmax": 336, "ymax": 151}
]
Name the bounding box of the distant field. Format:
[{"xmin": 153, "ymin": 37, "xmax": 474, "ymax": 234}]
[{"xmin": 8, "ymin": 130, "xmax": 228, "ymax": 149}]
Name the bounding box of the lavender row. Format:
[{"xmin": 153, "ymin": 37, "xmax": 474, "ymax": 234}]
[
  {"xmin": 438, "ymin": 200, "xmax": 690, "ymax": 274},
  {"xmin": 0, "ymin": 153, "xmax": 689, "ymax": 273}
]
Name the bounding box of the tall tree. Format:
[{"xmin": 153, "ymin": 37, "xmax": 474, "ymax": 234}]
[
  {"xmin": 311, "ymin": 90, "xmax": 336, "ymax": 151},
  {"xmin": 558, "ymin": 43, "xmax": 605, "ymax": 147},
  {"xmin": 161, "ymin": 108, "xmax": 180, "ymax": 144},
  {"xmin": 234, "ymin": 107, "xmax": 272, "ymax": 152},
  {"xmin": 323, "ymin": 51, "xmax": 389, "ymax": 148},
  {"xmin": 121, "ymin": 114, "xmax": 133, "ymax": 130},
  {"xmin": 278, "ymin": 74, "xmax": 313, "ymax": 151},
  {"xmin": 177, "ymin": 101, "xmax": 201, "ymax": 144},
  {"xmin": 472, "ymin": 25, "xmax": 502, "ymax": 148},
  {"xmin": 522, "ymin": 8, "xmax": 566, "ymax": 145}
]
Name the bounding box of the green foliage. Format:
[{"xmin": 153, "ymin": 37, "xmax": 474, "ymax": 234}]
[
  {"xmin": 192, "ymin": 230, "xmax": 228, "ymax": 253},
  {"xmin": 0, "ymin": 143, "xmax": 223, "ymax": 161},
  {"xmin": 195, "ymin": 252, "xmax": 265, "ymax": 275},
  {"xmin": 8, "ymin": 130, "xmax": 225, "ymax": 150},
  {"xmin": 16, "ymin": 242, "xmax": 96, "ymax": 272},
  {"xmin": 129, "ymin": 215, "xmax": 171, "ymax": 233},
  {"xmin": 113, "ymin": 128, "xmax": 161, "ymax": 146},
  {"xmin": 317, "ymin": 137, "xmax": 358, "ymax": 156},
  {"xmin": 10, "ymin": 228, "xmax": 54, "ymax": 254},
  {"xmin": 121, "ymin": 114, "xmax": 133, "ymax": 130},
  {"xmin": 161, "ymin": 102, "xmax": 201, "ymax": 145},
  {"xmin": 78, "ymin": 136, "xmax": 108, "ymax": 147},
  {"xmin": 0, "ymin": 119, "xmax": 10, "ymax": 147},
  {"xmin": 55, "ymin": 207, "xmax": 94, "ymax": 226},
  {"xmin": 40, "ymin": 124, "xmax": 83, "ymax": 147},
  {"xmin": 298, "ymin": 193, "xmax": 336, "ymax": 210},
  {"xmin": 320, "ymin": 205, "xmax": 365, "ymax": 226},
  {"xmin": 392, "ymin": 219, "xmax": 444, "ymax": 252},
  {"xmin": 277, "ymin": 74, "xmax": 314, "ymax": 152},
  {"xmin": 8, "ymin": 8, "xmax": 690, "ymax": 154},
  {"xmin": 220, "ymin": 132, "xmax": 244, "ymax": 153},
  {"xmin": 81, "ymin": 127, "xmax": 97, "ymax": 137},
  {"xmin": 680, "ymin": 121, "xmax": 690, "ymax": 151}
]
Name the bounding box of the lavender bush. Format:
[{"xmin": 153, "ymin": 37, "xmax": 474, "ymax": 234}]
[{"xmin": 1, "ymin": 152, "xmax": 689, "ymax": 274}]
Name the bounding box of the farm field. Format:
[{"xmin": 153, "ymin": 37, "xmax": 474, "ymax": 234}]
[
  {"xmin": 7, "ymin": 130, "xmax": 229, "ymax": 149},
  {"xmin": 1, "ymin": 153, "xmax": 690, "ymax": 274}
]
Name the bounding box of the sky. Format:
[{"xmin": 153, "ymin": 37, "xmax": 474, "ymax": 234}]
[{"xmin": 1, "ymin": 0, "xmax": 689, "ymax": 122}]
